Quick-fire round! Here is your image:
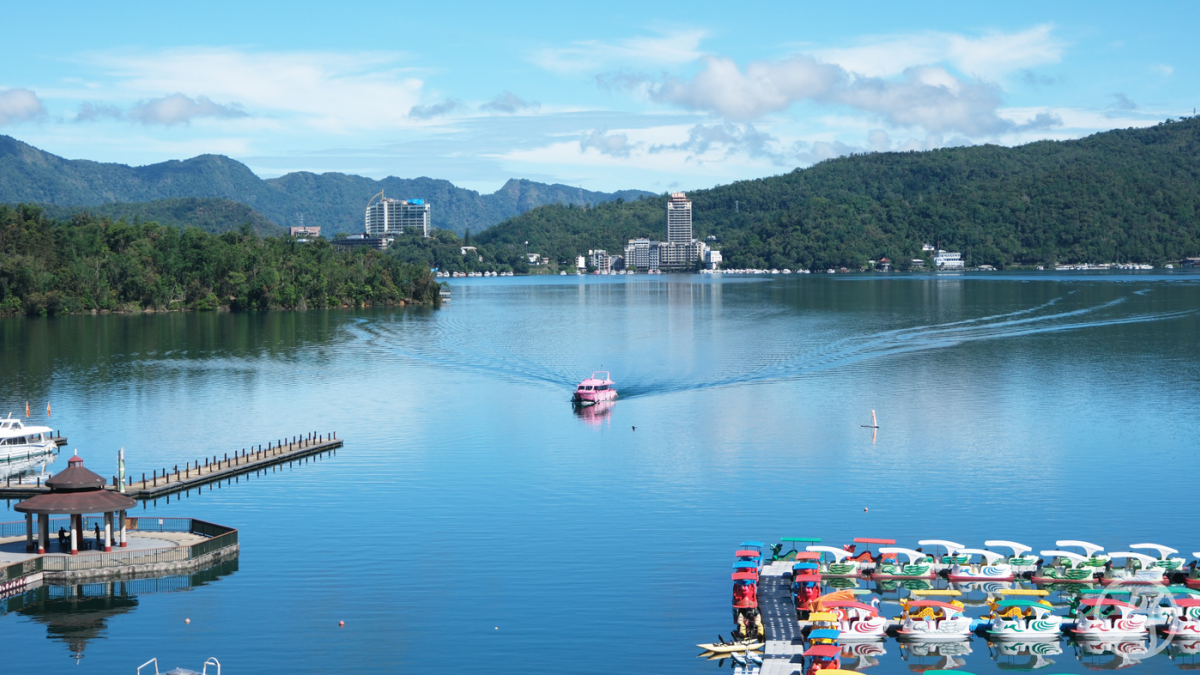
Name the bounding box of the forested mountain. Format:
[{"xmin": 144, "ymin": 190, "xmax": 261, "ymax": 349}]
[
  {"xmin": 478, "ymin": 117, "xmax": 1200, "ymax": 269},
  {"xmin": 0, "ymin": 204, "xmax": 440, "ymax": 315},
  {"xmin": 39, "ymin": 198, "xmax": 284, "ymax": 237},
  {"xmin": 0, "ymin": 135, "xmax": 652, "ymax": 235}
]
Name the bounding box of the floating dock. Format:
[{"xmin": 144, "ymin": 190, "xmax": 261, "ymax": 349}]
[
  {"xmin": 759, "ymin": 560, "xmax": 804, "ymax": 675},
  {"xmin": 0, "ymin": 432, "xmax": 340, "ymax": 500}
]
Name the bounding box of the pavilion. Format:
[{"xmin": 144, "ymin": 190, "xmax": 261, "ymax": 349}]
[{"xmin": 14, "ymin": 453, "xmax": 137, "ymax": 554}]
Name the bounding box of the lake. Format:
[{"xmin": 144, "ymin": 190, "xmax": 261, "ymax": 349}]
[{"xmin": 3, "ymin": 272, "xmax": 1200, "ymax": 674}]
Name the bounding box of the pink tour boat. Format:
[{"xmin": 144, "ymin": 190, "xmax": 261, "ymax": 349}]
[{"xmin": 573, "ymin": 371, "xmax": 617, "ymax": 405}]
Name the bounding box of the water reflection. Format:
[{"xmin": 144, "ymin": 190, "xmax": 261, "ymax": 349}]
[
  {"xmin": 988, "ymin": 640, "xmax": 1063, "ymax": 671},
  {"xmin": 1, "ymin": 559, "xmax": 237, "ymax": 661},
  {"xmin": 573, "ymin": 400, "xmax": 616, "ymax": 426}
]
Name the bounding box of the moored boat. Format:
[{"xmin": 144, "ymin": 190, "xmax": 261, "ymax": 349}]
[
  {"xmin": 985, "ymin": 540, "xmax": 1039, "ymax": 573},
  {"xmin": 1130, "ymin": 542, "xmax": 1186, "ymax": 573},
  {"xmin": 807, "ymin": 546, "xmax": 862, "ymax": 577},
  {"xmin": 1070, "ymin": 598, "xmax": 1149, "ymax": 639},
  {"xmin": 820, "ymin": 600, "xmax": 886, "ymax": 641},
  {"xmin": 0, "ymin": 415, "xmax": 59, "ymax": 475},
  {"xmin": 868, "ymin": 547, "xmax": 935, "ymax": 580},
  {"xmin": 984, "ymin": 596, "xmax": 1062, "ymax": 639},
  {"xmin": 838, "ymin": 538, "xmax": 896, "ymax": 572},
  {"xmin": 1101, "ymin": 552, "xmax": 1168, "ymax": 585},
  {"xmin": 894, "ymin": 598, "xmax": 973, "ymax": 641},
  {"xmin": 1161, "ymin": 597, "xmax": 1200, "ymax": 637},
  {"xmin": 1032, "ymin": 546, "xmax": 1106, "ymax": 584},
  {"xmin": 572, "ymin": 371, "xmax": 616, "ymax": 405},
  {"xmin": 946, "ymin": 548, "xmax": 1015, "ymax": 582},
  {"xmin": 918, "ymin": 539, "xmax": 965, "ymax": 572}
]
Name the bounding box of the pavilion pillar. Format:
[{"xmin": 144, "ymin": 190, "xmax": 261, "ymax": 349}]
[
  {"xmin": 38, "ymin": 515, "xmax": 48, "ymax": 554},
  {"xmin": 25, "ymin": 513, "xmax": 33, "ymax": 552},
  {"xmin": 69, "ymin": 515, "xmax": 78, "ymax": 555},
  {"xmin": 104, "ymin": 512, "xmax": 113, "ymax": 552},
  {"xmin": 120, "ymin": 510, "xmax": 127, "ymax": 547}
]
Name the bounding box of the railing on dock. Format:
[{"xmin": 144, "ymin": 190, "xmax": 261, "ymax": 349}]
[
  {"xmin": 0, "ymin": 517, "xmax": 238, "ymax": 573},
  {"xmin": 2, "ymin": 556, "xmax": 43, "ymax": 584}
]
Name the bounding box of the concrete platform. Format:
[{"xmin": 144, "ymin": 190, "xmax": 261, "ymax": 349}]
[{"xmin": 0, "ymin": 531, "xmax": 205, "ymax": 563}]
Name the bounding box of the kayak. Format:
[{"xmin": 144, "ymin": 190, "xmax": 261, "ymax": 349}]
[{"xmin": 697, "ymin": 641, "xmax": 764, "ymax": 653}]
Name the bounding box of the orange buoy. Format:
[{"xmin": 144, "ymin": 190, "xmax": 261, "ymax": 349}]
[{"xmin": 339, "ymin": 621, "xmax": 345, "ymax": 627}]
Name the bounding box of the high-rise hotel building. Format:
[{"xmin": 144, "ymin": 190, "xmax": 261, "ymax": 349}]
[
  {"xmin": 365, "ymin": 197, "xmax": 431, "ymax": 237},
  {"xmin": 666, "ymin": 192, "xmax": 692, "ymax": 243}
]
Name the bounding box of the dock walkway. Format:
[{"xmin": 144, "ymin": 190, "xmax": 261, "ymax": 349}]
[
  {"xmin": 0, "ymin": 432, "xmax": 340, "ymax": 500},
  {"xmin": 759, "ymin": 560, "xmax": 803, "ymax": 675}
]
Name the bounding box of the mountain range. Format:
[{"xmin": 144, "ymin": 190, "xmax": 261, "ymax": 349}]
[
  {"xmin": 0, "ymin": 135, "xmax": 653, "ymax": 235},
  {"xmin": 477, "ymin": 116, "xmax": 1200, "ymax": 269}
]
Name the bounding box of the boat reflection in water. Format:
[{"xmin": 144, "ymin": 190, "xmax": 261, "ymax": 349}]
[
  {"xmin": 840, "ymin": 641, "xmax": 887, "ymax": 670},
  {"xmin": 1, "ymin": 559, "xmax": 238, "ymax": 662},
  {"xmin": 988, "ymin": 639, "xmax": 1063, "ymax": 671},
  {"xmin": 1072, "ymin": 638, "xmax": 1149, "ymax": 670},
  {"xmin": 573, "ymin": 399, "xmax": 615, "ymax": 426},
  {"xmin": 899, "ymin": 639, "xmax": 972, "ymax": 671}
]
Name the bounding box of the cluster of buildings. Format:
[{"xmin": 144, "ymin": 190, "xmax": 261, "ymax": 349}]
[
  {"xmin": 578, "ymin": 193, "xmax": 721, "ymax": 273},
  {"xmin": 335, "ymin": 193, "xmax": 432, "ymax": 250}
]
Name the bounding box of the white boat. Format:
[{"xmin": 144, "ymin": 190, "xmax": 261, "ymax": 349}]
[
  {"xmin": 1032, "ymin": 541, "xmax": 1108, "ymax": 583},
  {"xmin": 985, "ymin": 540, "xmax": 1039, "ymax": 572},
  {"xmin": 820, "ymin": 599, "xmax": 886, "ymax": 640},
  {"xmin": 985, "ymin": 597, "xmax": 1062, "ymax": 639},
  {"xmin": 917, "ymin": 539, "xmax": 965, "ymax": 572},
  {"xmin": 1130, "ymin": 542, "xmax": 1186, "ymax": 572},
  {"xmin": 946, "ymin": 548, "xmax": 1014, "ymax": 582},
  {"xmin": 1162, "ymin": 598, "xmax": 1200, "ymax": 637},
  {"xmin": 0, "ymin": 415, "xmax": 59, "ymax": 476},
  {"xmin": 1101, "ymin": 552, "xmax": 1167, "ymax": 585},
  {"xmin": 1070, "ymin": 598, "xmax": 1149, "ymax": 639},
  {"xmin": 894, "ymin": 598, "xmax": 973, "ymax": 641},
  {"xmin": 806, "ymin": 545, "xmax": 861, "ymax": 577}
]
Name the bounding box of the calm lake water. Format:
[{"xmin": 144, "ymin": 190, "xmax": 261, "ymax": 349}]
[{"xmin": 3, "ymin": 272, "xmax": 1200, "ymax": 674}]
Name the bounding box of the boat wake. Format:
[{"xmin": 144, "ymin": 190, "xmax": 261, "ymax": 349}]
[{"xmin": 341, "ymin": 290, "xmax": 1196, "ymax": 400}]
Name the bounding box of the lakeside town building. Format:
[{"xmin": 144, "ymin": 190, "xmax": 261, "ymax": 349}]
[
  {"xmin": 934, "ymin": 250, "xmax": 965, "ymax": 269},
  {"xmin": 619, "ymin": 193, "xmax": 717, "ymax": 272},
  {"xmin": 365, "ymin": 196, "xmax": 431, "ymax": 238}
]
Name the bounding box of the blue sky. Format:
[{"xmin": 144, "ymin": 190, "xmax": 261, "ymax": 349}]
[{"xmin": 0, "ymin": 1, "xmax": 1193, "ymax": 193}]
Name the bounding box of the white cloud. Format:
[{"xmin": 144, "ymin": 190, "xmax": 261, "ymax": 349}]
[
  {"xmin": 129, "ymin": 93, "xmax": 247, "ymax": 125},
  {"xmin": 651, "ymin": 122, "xmax": 786, "ymax": 164},
  {"xmin": 532, "ymin": 30, "xmax": 707, "ymax": 74},
  {"xmin": 0, "ymin": 88, "xmax": 47, "ymax": 126},
  {"xmin": 811, "ymin": 24, "xmax": 1064, "ymax": 80},
  {"xmin": 409, "ymin": 99, "xmax": 463, "ymax": 119},
  {"xmin": 580, "ymin": 129, "xmax": 633, "ymax": 157},
  {"xmin": 625, "ymin": 56, "xmax": 1061, "ymax": 136},
  {"xmin": 481, "ymin": 91, "xmax": 540, "ymax": 114},
  {"xmin": 1152, "ymin": 63, "xmax": 1174, "ymax": 77},
  {"xmin": 86, "ymin": 48, "xmax": 424, "ymax": 131}
]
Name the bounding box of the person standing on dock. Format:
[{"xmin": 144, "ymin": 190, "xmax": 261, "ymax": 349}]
[{"xmin": 95, "ymin": 522, "xmax": 102, "ymax": 548}]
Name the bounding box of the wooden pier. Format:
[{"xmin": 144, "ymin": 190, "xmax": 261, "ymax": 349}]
[{"xmin": 0, "ymin": 432, "xmax": 340, "ymax": 500}]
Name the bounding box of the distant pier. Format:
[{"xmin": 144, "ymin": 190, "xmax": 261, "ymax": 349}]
[{"xmin": 0, "ymin": 432, "xmax": 340, "ymax": 500}]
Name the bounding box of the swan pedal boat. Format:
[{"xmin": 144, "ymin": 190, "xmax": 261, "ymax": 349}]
[
  {"xmin": 1031, "ymin": 546, "xmax": 1105, "ymax": 584},
  {"xmin": 820, "ymin": 600, "xmax": 887, "ymax": 641},
  {"xmin": 1100, "ymin": 552, "xmax": 1168, "ymax": 585},
  {"xmin": 1070, "ymin": 598, "xmax": 1149, "ymax": 639},
  {"xmin": 946, "ymin": 548, "xmax": 1015, "ymax": 582},
  {"xmin": 866, "ymin": 547, "xmax": 935, "ymax": 580},
  {"xmin": 806, "ymin": 546, "xmax": 862, "ymax": 578},
  {"xmin": 894, "ymin": 599, "xmax": 973, "ymax": 641},
  {"xmin": 985, "ymin": 597, "xmax": 1062, "ymax": 639}
]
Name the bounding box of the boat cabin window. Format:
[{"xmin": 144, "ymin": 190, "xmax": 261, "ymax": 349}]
[{"xmin": 596, "ymin": 385, "xmax": 607, "ymax": 391}]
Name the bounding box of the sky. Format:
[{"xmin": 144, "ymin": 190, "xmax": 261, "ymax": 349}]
[{"xmin": 0, "ymin": 1, "xmax": 1194, "ymax": 194}]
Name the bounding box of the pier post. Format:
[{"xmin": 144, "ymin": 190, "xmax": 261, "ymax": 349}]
[
  {"xmin": 104, "ymin": 512, "xmax": 113, "ymax": 552},
  {"xmin": 38, "ymin": 514, "xmax": 47, "ymax": 554},
  {"xmin": 69, "ymin": 515, "xmax": 78, "ymax": 555},
  {"xmin": 120, "ymin": 509, "xmax": 127, "ymax": 547},
  {"xmin": 25, "ymin": 513, "xmax": 33, "ymax": 552}
]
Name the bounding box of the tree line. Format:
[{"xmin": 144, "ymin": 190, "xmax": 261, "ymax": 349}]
[{"xmin": 0, "ymin": 205, "xmax": 442, "ymax": 316}]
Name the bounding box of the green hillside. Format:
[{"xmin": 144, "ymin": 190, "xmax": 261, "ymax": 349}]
[
  {"xmin": 0, "ymin": 135, "xmax": 652, "ymax": 236},
  {"xmin": 0, "ymin": 204, "xmax": 440, "ymax": 316},
  {"xmin": 39, "ymin": 198, "xmax": 284, "ymax": 237},
  {"xmin": 478, "ymin": 117, "xmax": 1200, "ymax": 269}
]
